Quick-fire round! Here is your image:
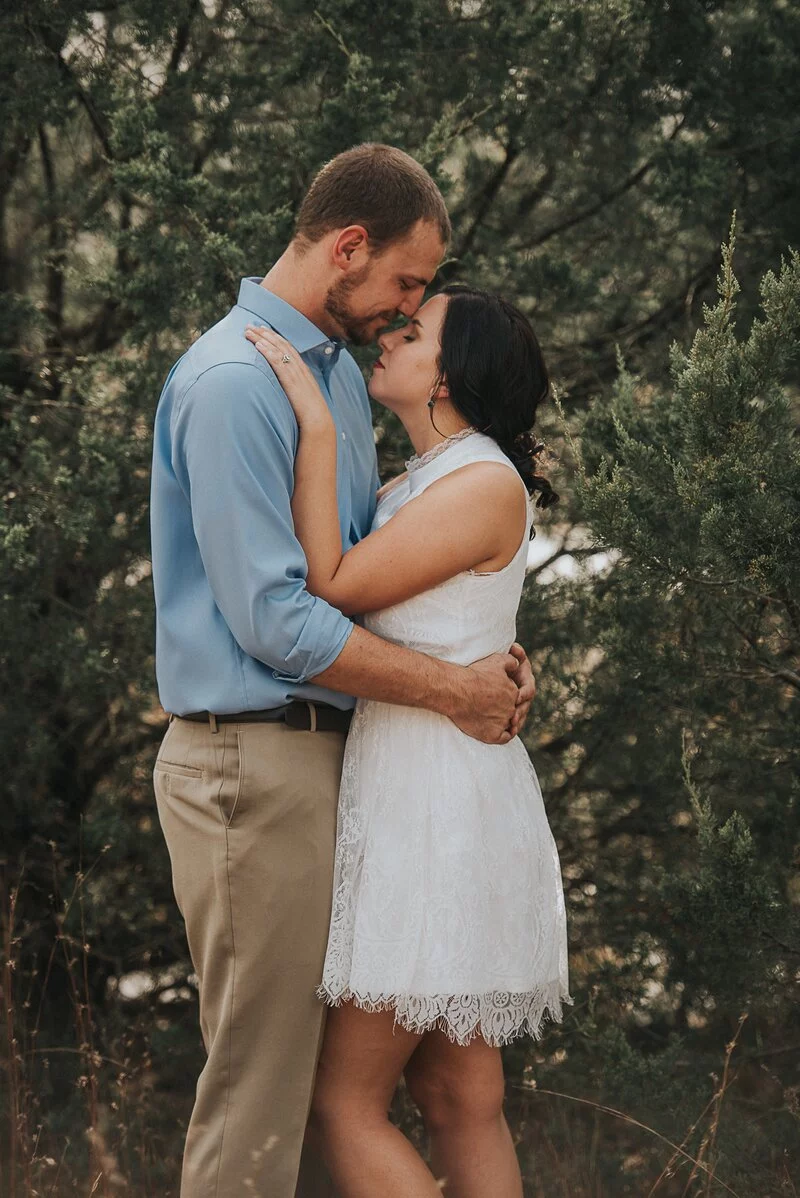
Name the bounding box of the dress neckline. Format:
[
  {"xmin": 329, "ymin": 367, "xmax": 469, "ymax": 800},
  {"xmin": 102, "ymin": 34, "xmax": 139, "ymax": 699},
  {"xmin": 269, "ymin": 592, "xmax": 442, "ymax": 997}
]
[{"xmin": 405, "ymin": 427, "xmax": 477, "ymax": 474}]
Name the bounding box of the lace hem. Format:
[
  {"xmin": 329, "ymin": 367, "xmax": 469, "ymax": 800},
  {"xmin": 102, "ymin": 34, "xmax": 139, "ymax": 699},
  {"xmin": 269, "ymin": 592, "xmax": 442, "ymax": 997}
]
[{"xmin": 316, "ymin": 981, "xmax": 572, "ymax": 1047}]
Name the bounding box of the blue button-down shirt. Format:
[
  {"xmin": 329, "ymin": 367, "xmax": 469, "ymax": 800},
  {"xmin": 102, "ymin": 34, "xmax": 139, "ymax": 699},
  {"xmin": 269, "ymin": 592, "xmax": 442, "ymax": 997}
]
[{"xmin": 150, "ymin": 278, "xmax": 379, "ymax": 715}]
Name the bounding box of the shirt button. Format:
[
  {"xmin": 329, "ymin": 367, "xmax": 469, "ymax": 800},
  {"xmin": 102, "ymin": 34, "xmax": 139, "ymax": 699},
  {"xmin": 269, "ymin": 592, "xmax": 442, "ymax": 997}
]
[
  {"xmin": 341, "ymin": 431, "xmax": 347, "ymax": 441},
  {"xmin": 324, "ymin": 345, "xmax": 334, "ymax": 355}
]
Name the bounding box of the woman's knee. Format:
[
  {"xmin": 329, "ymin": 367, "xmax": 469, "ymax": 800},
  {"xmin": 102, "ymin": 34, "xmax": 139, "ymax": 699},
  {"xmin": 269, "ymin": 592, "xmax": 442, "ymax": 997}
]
[
  {"xmin": 310, "ymin": 1002, "xmax": 418, "ymax": 1139},
  {"xmin": 406, "ymin": 1053, "xmax": 506, "ymax": 1131},
  {"xmin": 309, "ymin": 1069, "xmax": 389, "ymax": 1141}
]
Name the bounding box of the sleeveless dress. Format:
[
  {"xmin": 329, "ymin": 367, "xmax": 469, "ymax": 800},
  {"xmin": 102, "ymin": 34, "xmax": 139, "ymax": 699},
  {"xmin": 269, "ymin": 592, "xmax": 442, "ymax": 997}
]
[{"xmin": 318, "ymin": 430, "xmax": 571, "ymax": 1046}]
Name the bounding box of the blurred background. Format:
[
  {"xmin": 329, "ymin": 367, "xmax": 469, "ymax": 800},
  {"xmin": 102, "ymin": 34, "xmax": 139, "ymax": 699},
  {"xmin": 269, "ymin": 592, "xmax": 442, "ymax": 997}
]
[{"xmin": 1, "ymin": 1, "xmax": 799, "ymax": 1194}]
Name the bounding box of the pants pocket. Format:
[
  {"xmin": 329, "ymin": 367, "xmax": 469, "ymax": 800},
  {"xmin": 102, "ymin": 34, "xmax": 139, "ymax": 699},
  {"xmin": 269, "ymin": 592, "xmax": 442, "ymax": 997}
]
[
  {"xmin": 217, "ymin": 727, "xmax": 244, "ymax": 829},
  {"xmin": 154, "ymin": 760, "xmax": 205, "ymax": 779}
]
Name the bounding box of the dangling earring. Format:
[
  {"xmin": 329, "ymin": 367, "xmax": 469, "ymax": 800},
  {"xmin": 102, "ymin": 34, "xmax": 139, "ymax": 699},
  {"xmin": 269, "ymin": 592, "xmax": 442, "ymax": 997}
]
[{"xmin": 427, "ymin": 395, "xmax": 444, "ymax": 436}]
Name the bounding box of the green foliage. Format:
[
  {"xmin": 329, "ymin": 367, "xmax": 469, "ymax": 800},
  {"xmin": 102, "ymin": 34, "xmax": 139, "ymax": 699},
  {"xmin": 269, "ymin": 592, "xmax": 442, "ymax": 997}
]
[
  {"xmin": 522, "ymin": 228, "xmax": 799, "ymax": 1193},
  {"xmin": 2, "ymin": 1, "xmax": 799, "ymax": 1193}
]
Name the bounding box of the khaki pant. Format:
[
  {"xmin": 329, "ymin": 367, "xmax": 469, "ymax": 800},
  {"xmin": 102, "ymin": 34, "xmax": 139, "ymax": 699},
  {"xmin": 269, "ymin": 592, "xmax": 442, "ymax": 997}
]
[{"xmin": 153, "ymin": 714, "xmax": 345, "ymax": 1197}]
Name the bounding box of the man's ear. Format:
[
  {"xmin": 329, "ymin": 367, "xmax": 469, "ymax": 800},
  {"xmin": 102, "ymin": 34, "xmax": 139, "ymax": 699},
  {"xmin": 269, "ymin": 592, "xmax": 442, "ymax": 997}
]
[{"xmin": 332, "ymin": 225, "xmax": 369, "ymax": 268}]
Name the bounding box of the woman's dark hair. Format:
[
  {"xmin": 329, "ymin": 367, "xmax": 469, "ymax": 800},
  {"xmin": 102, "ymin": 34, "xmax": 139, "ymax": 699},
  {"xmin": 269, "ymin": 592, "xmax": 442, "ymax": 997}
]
[{"xmin": 434, "ymin": 284, "xmax": 559, "ymax": 511}]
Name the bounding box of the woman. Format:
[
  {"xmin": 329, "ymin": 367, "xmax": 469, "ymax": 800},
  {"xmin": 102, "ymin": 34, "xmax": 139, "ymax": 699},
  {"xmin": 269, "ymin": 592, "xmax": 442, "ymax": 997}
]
[{"xmin": 245, "ymin": 285, "xmax": 570, "ymax": 1198}]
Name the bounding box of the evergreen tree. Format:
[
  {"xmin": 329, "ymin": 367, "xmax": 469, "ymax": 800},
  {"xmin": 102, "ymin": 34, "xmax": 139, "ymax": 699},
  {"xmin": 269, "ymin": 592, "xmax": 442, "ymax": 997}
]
[{"xmin": 515, "ymin": 233, "xmax": 800, "ymax": 1192}]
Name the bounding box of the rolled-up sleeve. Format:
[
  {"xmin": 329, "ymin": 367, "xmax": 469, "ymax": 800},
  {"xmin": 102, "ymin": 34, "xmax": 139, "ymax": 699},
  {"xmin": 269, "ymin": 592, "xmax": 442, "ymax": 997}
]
[{"xmin": 172, "ymin": 361, "xmax": 354, "ymax": 682}]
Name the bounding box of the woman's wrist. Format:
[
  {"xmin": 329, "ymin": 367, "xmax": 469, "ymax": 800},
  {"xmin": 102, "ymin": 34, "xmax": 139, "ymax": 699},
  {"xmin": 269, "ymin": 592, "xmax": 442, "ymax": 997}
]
[{"xmin": 296, "ymin": 407, "xmax": 336, "ymax": 436}]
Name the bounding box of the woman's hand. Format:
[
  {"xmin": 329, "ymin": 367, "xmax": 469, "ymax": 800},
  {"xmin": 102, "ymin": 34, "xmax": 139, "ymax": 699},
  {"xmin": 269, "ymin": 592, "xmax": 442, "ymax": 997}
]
[
  {"xmin": 245, "ymin": 325, "xmax": 333, "ymax": 430},
  {"xmin": 245, "ymin": 327, "xmax": 343, "ymax": 602}
]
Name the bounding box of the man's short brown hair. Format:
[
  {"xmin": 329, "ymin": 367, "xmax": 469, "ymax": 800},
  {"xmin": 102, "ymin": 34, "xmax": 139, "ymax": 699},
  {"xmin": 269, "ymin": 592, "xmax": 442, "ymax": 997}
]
[{"xmin": 294, "ymin": 143, "xmax": 451, "ymax": 253}]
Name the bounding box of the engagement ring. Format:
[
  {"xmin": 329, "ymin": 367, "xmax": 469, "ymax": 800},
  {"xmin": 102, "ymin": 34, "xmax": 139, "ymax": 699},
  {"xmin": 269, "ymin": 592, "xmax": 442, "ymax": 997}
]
[{"xmin": 281, "ymin": 353, "xmax": 292, "ymax": 364}]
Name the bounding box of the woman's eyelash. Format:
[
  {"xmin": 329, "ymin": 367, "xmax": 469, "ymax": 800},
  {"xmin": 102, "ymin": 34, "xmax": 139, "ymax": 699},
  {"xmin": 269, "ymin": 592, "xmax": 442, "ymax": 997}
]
[{"xmin": 403, "ymin": 334, "xmax": 415, "ymax": 342}]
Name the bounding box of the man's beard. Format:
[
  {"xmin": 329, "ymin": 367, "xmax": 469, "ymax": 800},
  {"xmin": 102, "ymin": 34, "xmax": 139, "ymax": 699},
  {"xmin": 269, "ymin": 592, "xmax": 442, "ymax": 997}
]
[{"xmin": 323, "ymin": 268, "xmax": 395, "ymax": 346}]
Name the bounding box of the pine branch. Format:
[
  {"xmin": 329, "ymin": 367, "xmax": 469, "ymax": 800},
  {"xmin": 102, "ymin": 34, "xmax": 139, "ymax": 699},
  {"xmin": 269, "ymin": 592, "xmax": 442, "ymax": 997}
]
[
  {"xmin": 519, "ymin": 156, "xmax": 657, "ymax": 251},
  {"xmin": 443, "ymin": 138, "xmax": 520, "ymax": 273},
  {"xmin": 167, "ymin": 0, "xmax": 201, "ymax": 75},
  {"xmin": 514, "ymin": 112, "xmax": 690, "ymax": 253},
  {"xmin": 54, "ymin": 51, "xmax": 113, "ymax": 160},
  {"xmin": 37, "ymin": 124, "xmax": 66, "ymax": 361}
]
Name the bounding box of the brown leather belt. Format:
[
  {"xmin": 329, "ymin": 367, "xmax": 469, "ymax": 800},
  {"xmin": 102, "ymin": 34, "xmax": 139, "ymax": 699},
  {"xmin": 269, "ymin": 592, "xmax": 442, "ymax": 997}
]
[{"xmin": 177, "ymin": 700, "xmax": 352, "ymax": 734}]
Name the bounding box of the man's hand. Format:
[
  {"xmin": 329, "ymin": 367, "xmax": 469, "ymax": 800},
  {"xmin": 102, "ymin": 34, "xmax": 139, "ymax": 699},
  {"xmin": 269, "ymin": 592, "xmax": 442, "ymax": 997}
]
[
  {"xmin": 507, "ymin": 642, "xmax": 536, "ymax": 737},
  {"xmin": 446, "ymin": 653, "xmax": 520, "ymax": 744}
]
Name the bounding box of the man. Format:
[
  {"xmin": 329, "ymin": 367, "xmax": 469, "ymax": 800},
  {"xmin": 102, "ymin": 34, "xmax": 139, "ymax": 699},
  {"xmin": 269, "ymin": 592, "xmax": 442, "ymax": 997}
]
[{"xmin": 150, "ymin": 143, "xmax": 535, "ymax": 1197}]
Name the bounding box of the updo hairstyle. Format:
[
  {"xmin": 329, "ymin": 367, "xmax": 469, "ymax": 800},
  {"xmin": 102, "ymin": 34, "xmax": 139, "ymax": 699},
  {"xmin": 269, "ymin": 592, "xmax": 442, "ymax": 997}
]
[{"xmin": 434, "ymin": 284, "xmax": 558, "ymax": 510}]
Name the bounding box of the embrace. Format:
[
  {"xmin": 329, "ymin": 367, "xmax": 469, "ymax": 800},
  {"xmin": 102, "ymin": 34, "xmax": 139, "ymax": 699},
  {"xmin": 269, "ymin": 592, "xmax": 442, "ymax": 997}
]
[{"xmin": 150, "ymin": 144, "xmax": 571, "ymax": 1198}]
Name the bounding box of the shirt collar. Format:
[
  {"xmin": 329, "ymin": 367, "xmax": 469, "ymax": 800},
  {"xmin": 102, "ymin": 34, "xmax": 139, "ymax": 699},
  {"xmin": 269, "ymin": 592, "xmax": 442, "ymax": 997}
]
[{"xmin": 236, "ymin": 277, "xmax": 342, "ymax": 356}]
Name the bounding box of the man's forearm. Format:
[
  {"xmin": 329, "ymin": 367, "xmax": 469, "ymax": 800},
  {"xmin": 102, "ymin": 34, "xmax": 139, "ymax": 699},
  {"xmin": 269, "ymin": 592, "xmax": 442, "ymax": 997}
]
[{"xmin": 312, "ymin": 625, "xmax": 463, "ymax": 718}]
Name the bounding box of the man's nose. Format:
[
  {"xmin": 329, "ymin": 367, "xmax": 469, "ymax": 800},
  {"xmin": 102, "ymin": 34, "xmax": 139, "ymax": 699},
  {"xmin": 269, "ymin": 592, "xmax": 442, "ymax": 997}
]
[{"xmin": 397, "ymin": 293, "xmax": 421, "ymax": 318}]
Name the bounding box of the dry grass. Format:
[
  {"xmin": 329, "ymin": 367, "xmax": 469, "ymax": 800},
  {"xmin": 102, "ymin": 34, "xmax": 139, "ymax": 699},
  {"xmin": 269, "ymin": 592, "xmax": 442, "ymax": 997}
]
[{"xmin": 0, "ymin": 861, "xmax": 779, "ymax": 1197}]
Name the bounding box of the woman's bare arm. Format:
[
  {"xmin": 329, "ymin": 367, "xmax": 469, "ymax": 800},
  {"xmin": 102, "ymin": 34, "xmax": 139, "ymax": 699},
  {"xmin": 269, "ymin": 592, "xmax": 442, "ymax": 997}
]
[
  {"xmin": 291, "ymin": 450, "xmax": 526, "ymax": 614},
  {"xmin": 245, "ymin": 325, "xmax": 527, "ymax": 615},
  {"xmin": 243, "ymin": 324, "xmax": 536, "ymax": 740}
]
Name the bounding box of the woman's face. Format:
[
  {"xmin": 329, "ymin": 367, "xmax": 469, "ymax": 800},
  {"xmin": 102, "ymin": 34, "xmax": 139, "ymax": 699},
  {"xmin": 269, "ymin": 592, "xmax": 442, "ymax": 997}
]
[{"xmin": 368, "ymin": 293, "xmax": 449, "ymax": 414}]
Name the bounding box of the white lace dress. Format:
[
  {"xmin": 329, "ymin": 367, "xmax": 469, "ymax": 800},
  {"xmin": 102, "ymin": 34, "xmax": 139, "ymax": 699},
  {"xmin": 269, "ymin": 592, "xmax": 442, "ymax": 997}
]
[{"xmin": 318, "ymin": 430, "xmax": 571, "ymax": 1046}]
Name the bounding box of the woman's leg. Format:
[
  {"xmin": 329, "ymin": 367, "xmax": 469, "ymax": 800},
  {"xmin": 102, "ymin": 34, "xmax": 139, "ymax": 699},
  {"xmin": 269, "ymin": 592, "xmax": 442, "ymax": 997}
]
[
  {"xmin": 404, "ymin": 1030, "xmax": 523, "ymax": 1198},
  {"xmin": 310, "ymin": 1002, "xmax": 442, "ymax": 1198}
]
